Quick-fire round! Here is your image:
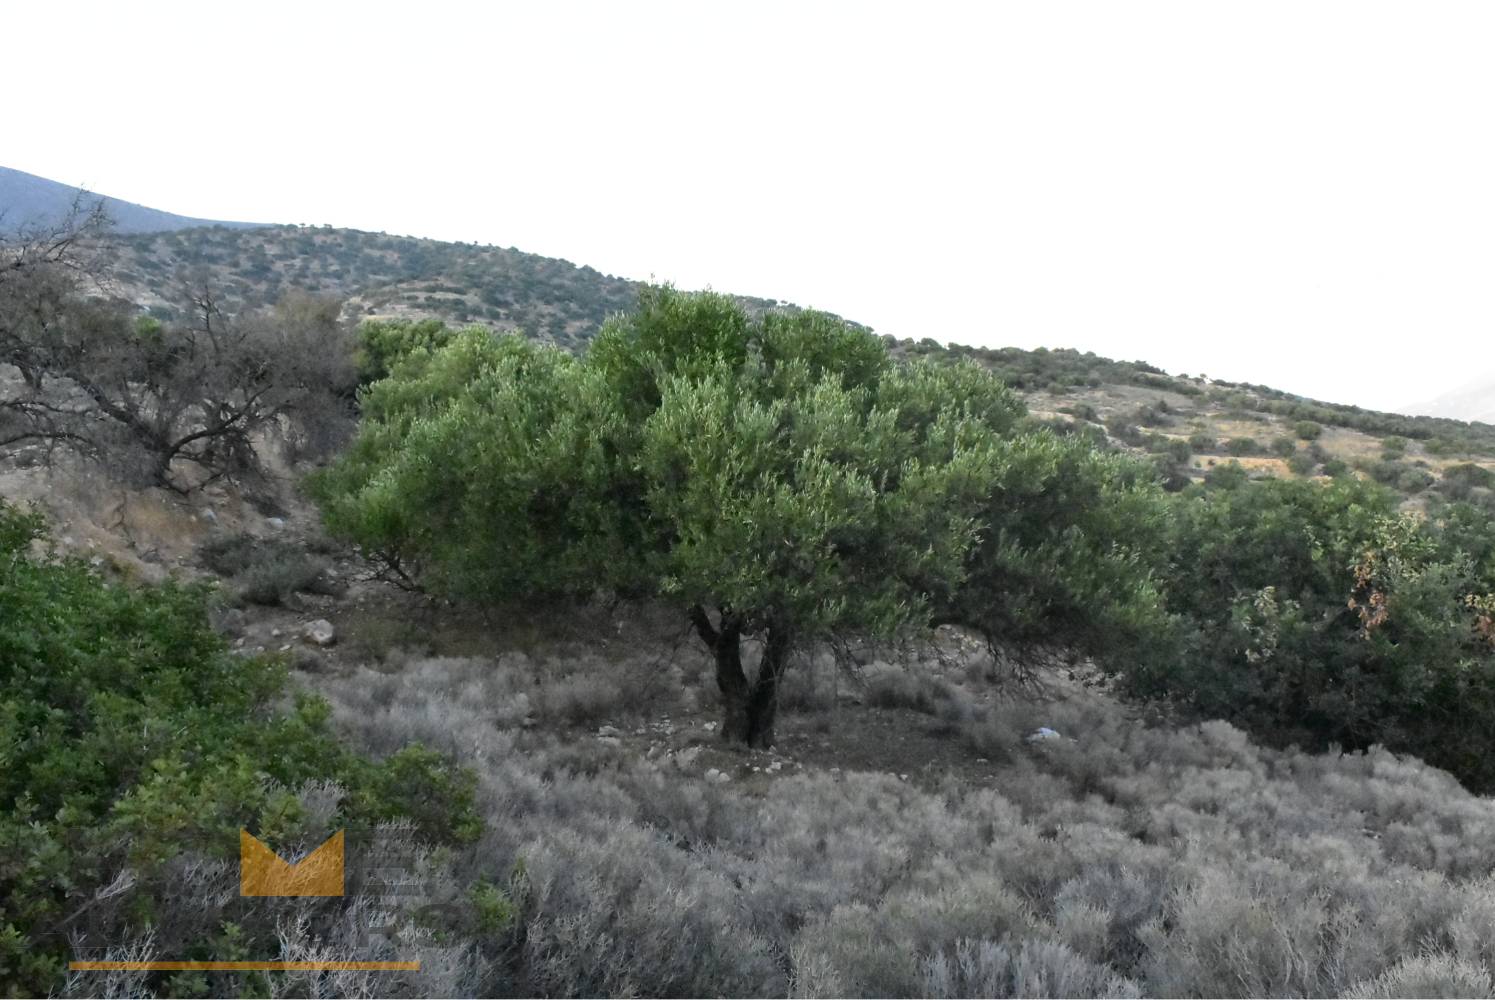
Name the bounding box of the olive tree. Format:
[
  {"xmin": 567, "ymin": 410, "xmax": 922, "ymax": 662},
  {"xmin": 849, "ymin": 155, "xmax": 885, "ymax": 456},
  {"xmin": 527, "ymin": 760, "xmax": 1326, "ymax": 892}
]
[
  {"xmin": 315, "ymin": 287, "xmax": 1177, "ymax": 744},
  {"xmin": 315, "ymin": 289, "xmax": 1017, "ymax": 744}
]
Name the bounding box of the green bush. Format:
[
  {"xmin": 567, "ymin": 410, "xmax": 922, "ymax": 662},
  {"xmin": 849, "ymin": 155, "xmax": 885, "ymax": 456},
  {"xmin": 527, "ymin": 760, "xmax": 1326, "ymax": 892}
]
[
  {"xmin": 1293, "ymin": 420, "xmax": 1323, "ymax": 440},
  {"xmin": 0, "ymin": 502, "xmax": 479, "ymax": 995},
  {"xmin": 1156, "ymin": 438, "xmax": 1193, "ymax": 465},
  {"xmin": 1224, "ymin": 437, "xmax": 1260, "ymax": 456},
  {"xmin": 1270, "ymin": 435, "xmax": 1298, "ymax": 458},
  {"xmin": 1397, "ymin": 467, "xmax": 1436, "ymax": 495},
  {"xmin": 1145, "ymin": 477, "xmax": 1495, "ymax": 790},
  {"xmin": 1187, "ymin": 432, "xmax": 1216, "ymax": 452}
]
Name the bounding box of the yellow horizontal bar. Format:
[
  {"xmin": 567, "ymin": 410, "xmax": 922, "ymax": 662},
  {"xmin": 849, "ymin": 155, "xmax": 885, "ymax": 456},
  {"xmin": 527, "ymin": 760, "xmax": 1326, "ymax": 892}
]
[{"xmin": 70, "ymin": 961, "xmax": 419, "ymax": 972}]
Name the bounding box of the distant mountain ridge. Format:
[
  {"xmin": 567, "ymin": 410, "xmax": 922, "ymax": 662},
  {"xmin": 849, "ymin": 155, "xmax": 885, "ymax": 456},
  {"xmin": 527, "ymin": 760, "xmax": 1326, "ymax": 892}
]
[
  {"xmin": 0, "ymin": 165, "xmax": 264, "ymax": 234},
  {"xmin": 1403, "ymin": 374, "xmax": 1495, "ymax": 425}
]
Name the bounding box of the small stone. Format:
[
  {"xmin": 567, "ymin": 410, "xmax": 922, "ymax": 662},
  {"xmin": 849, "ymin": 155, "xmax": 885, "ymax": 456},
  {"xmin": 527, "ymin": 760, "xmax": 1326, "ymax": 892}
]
[
  {"xmin": 279, "ymin": 644, "xmax": 291, "ymax": 652},
  {"xmin": 201, "ymin": 508, "xmax": 218, "ymax": 523},
  {"xmin": 1026, "ymin": 727, "xmax": 1062, "ymax": 743},
  {"xmin": 596, "ymin": 736, "xmax": 620, "ymax": 746},
  {"xmin": 302, "ymin": 619, "xmax": 336, "ymax": 647},
  {"xmin": 267, "ymin": 517, "xmax": 287, "ymax": 530},
  {"xmin": 899, "ymin": 774, "xmax": 909, "ymax": 781},
  {"xmin": 704, "ymin": 768, "xmax": 730, "ymax": 784},
  {"xmin": 271, "ymin": 628, "xmax": 282, "ymax": 638},
  {"xmin": 597, "ymin": 725, "xmax": 621, "ymax": 737},
  {"xmin": 703, "ymin": 721, "xmax": 717, "ymax": 732},
  {"xmin": 975, "ymin": 757, "xmax": 989, "ymax": 764}
]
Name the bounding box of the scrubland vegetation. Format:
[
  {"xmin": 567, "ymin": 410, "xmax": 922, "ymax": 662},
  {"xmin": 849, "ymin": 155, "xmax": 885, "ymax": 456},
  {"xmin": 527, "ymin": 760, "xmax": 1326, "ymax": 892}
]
[{"xmin": 8, "ymin": 210, "xmax": 1495, "ymax": 997}]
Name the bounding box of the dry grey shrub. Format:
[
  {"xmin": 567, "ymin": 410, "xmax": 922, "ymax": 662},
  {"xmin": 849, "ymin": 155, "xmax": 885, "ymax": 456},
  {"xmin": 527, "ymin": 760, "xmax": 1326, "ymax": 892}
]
[
  {"xmin": 520, "ymin": 825, "xmax": 781, "ymax": 997},
  {"xmin": 295, "ymin": 644, "xmax": 1495, "ymax": 997},
  {"xmin": 918, "ymin": 938, "xmax": 1141, "ymax": 999},
  {"xmin": 63, "ymin": 931, "xmax": 157, "ymax": 1000},
  {"xmin": 1341, "ymin": 952, "xmax": 1495, "ymax": 998}
]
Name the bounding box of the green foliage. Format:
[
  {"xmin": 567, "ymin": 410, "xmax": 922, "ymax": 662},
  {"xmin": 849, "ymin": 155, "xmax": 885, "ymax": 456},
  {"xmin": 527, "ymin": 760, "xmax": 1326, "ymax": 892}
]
[
  {"xmin": 1293, "ymin": 420, "xmax": 1323, "ymax": 440},
  {"xmin": 0, "ymin": 502, "xmax": 479, "ymax": 995},
  {"xmin": 318, "ymin": 288, "xmax": 1010, "ymax": 640},
  {"xmin": 355, "ymin": 317, "xmax": 456, "ymax": 384},
  {"xmin": 1286, "ymin": 451, "xmax": 1317, "ymax": 477},
  {"xmin": 1187, "ymin": 431, "xmax": 1217, "ymax": 452},
  {"xmin": 939, "ymin": 434, "xmax": 1176, "ymax": 666},
  {"xmin": 1224, "ymin": 437, "xmax": 1261, "ymax": 456},
  {"xmin": 1320, "ymin": 457, "xmax": 1350, "ymax": 478},
  {"xmin": 1144, "ymin": 476, "xmax": 1495, "ymax": 789},
  {"xmin": 1269, "ymin": 435, "xmax": 1298, "ymax": 458}
]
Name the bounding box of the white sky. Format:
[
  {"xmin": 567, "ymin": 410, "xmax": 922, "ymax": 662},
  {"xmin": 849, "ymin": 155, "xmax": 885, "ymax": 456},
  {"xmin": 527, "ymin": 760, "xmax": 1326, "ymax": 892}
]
[{"xmin": 6, "ymin": 1, "xmax": 1493, "ymax": 413}]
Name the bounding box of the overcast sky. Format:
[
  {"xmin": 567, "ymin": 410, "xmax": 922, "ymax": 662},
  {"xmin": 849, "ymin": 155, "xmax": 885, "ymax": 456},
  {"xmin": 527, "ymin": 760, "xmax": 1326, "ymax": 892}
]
[{"xmin": 7, "ymin": 1, "xmax": 1493, "ymax": 412}]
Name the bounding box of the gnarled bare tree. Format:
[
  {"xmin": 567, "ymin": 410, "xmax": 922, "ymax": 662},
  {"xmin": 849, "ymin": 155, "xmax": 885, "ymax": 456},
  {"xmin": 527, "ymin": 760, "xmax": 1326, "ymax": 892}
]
[{"xmin": 1, "ymin": 203, "xmax": 356, "ymax": 492}]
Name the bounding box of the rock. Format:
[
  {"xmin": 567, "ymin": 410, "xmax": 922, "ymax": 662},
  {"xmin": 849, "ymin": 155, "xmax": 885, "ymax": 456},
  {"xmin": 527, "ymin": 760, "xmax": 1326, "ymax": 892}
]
[
  {"xmin": 1026, "ymin": 727, "xmax": 1062, "ymax": 743},
  {"xmin": 271, "ymin": 628, "xmax": 282, "ymax": 639},
  {"xmin": 596, "ymin": 736, "xmax": 620, "ymax": 746},
  {"xmin": 302, "ymin": 619, "xmax": 336, "ymax": 647},
  {"xmin": 267, "ymin": 517, "xmax": 287, "ymax": 530},
  {"xmin": 200, "ymin": 508, "xmax": 218, "ymax": 524},
  {"xmin": 704, "ymin": 768, "xmax": 730, "ymax": 784},
  {"xmin": 703, "ymin": 721, "xmax": 717, "ymax": 732},
  {"xmin": 597, "ymin": 725, "xmax": 621, "ymax": 737}
]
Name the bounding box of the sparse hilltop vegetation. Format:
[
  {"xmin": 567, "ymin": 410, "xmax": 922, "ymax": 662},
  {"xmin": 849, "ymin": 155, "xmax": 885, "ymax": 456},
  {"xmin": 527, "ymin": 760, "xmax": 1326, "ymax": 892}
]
[
  {"xmin": 7, "ymin": 198, "xmax": 1495, "ymax": 998},
  {"xmin": 108, "ymin": 224, "xmax": 804, "ymax": 352},
  {"xmin": 106, "ymin": 221, "xmax": 1495, "ymax": 506}
]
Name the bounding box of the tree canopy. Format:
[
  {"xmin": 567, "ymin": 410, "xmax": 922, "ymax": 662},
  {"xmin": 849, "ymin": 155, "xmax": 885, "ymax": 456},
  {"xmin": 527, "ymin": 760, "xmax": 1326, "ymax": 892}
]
[{"xmin": 313, "ymin": 288, "xmax": 1171, "ymax": 745}]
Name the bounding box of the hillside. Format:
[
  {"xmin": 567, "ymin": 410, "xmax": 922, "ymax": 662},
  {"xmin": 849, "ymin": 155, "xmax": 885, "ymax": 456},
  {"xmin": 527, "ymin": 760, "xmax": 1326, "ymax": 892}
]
[
  {"xmin": 102, "ymin": 222, "xmax": 1495, "ymax": 490},
  {"xmin": 109, "ymin": 224, "xmax": 802, "ymax": 351},
  {"xmin": 880, "ymin": 340, "xmax": 1495, "ymax": 505},
  {"xmin": 0, "ymin": 165, "xmax": 264, "ymax": 234}
]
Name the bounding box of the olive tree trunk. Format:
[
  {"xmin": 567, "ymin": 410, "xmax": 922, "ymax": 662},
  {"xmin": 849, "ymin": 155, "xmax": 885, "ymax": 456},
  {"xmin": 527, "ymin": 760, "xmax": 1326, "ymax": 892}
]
[{"xmin": 690, "ymin": 606, "xmax": 792, "ymax": 749}]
